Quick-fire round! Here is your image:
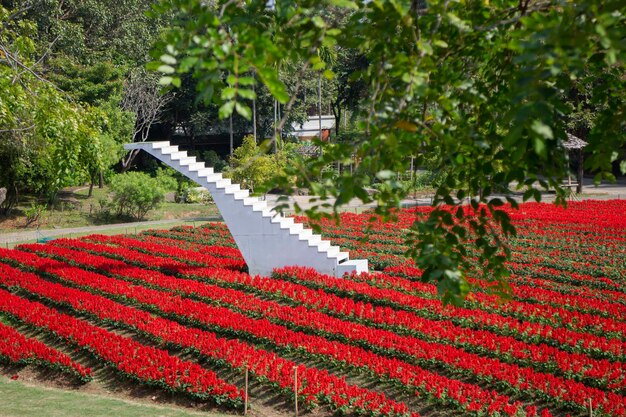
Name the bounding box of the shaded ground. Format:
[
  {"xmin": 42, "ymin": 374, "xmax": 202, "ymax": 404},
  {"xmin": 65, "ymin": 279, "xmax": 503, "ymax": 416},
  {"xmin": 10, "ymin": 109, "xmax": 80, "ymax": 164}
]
[{"xmin": 0, "ymin": 186, "xmax": 219, "ymax": 235}]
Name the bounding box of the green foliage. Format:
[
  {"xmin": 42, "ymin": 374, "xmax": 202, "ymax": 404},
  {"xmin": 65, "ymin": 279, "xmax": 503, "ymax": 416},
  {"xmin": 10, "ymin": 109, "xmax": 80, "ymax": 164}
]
[
  {"xmin": 179, "ymin": 187, "xmax": 213, "ymax": 204},
  {"xmin": 226, "ymin": 135, "xmax": 287, "ymax": 194},
  {"xmin": 24, "ymin": 202, "xmax": 47, "ymax": 227},
  {"xmin": 0, "ymin": 6, "xmax": 111, "ymax": 209},
  {"xmin": 156, "ymin": 0, "xmax": 626, "ymax": 304},
  {"xmin": 154, "ymin": 167, "xmax": 179, "ymax": 191},
  {"xmin": 109, "ymin": 172, "xmax": 165, "ymax": 220},
  {"xmin": 199, "ymin": 150, "xmax": 228, "ymax": 173}
]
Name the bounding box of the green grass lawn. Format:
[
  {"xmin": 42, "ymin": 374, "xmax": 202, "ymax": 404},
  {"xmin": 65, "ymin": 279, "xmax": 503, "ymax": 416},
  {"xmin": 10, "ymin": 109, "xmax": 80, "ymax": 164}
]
[{"xmin": 0, "ymin": 376, "xmax": 231, "ymax": 417}]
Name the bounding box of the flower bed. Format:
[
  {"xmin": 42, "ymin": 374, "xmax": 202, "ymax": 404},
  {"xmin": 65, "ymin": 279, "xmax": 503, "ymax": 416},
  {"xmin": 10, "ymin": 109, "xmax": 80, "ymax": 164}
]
[{"xmin": 0, "ymin": 200, "xmax": 623, "ymax": 416}]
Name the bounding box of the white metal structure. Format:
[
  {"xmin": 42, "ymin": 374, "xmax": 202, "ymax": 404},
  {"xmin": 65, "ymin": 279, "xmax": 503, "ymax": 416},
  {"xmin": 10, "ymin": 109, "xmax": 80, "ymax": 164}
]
[{"xmin": 124, "ymin": 141, "xmax": 368, "ymax": 277}]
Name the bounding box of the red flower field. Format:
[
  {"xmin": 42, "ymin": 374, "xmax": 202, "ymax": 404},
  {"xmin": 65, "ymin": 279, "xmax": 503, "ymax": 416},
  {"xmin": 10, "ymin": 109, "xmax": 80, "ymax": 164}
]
[{"xmin": 0, "ymin": 200, "xmax": 624, "ymax": 417}]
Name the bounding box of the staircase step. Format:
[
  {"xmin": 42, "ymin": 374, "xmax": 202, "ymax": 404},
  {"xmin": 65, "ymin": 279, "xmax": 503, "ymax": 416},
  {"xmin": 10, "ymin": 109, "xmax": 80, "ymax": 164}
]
[
  {"xmin": 149, "ymin": 142, "xmax": 170, "ymax": 149},
  {"xmin": 169, "ymin": 151, "xmax": 188, "ymax": 160},
  {"xmin": 215, "ymin": 178, "xmax": 232, "ymax": 188},
  {"xmin": 176, "ymin": 157, "xmax": 196, "ymax": 166},
  {"xmin": 275, "ymin": 217, "xmax": 294, "ymax": 226},
  {"xmin": 242, "ymin": 197, "xmax": 261, "ymax": 206},
  {"xmin": 287, "ymin": 223, "xmax": 304, "ymax": 234},
  {"xmin": 160, "ymin": 145, "xmax": 179, "ymax": 154},
  {"xmin": 337, "ymin": 259, "xmax": 369, "ymax": 276},
  {"xmin": 333, "ymin": 251, "xmax": 350, "ymax": 262},
  {"xmin": 298, "ymin": 229, "xmax": 313, "ymax": 239},
  {"xmin": 196, "ymin": 168, "xmax": 214, "ymax": 176},
  {"xmin": 203, "ymin": 174, "xmax": 223, "ymax": 183},
  {"xmin": 188, "ymin": 162, "xmax": 206, "ymax": 171},
  {"xmin": 315, "ymin": 240, "xmax": 331, "ymax": 251},
  {"xmin": 305, "ymin": 234, "xmax": 322, "ymax": 246},
  {"xmin": 325, "ymin": 245, "xmax": 341, "ymax": 257},
  {"xmin": 230, "ymin": 189, "xmax": 249, "ymax": 199}
]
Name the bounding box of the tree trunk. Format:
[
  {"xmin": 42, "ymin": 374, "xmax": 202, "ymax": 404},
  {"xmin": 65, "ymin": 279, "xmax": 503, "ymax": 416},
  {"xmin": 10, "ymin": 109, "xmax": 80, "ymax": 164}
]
[
  {"xmin": 121, "ymin": 149, "xmax": 140, "ymax": 172},
  {"xmin": 577, "ymin": 148, "xmax": 584, "ymax": 194},
  {"xmin": 88, "ymin": 172, "xmax": 96, "ymax": 198},
  {"xmin": 273, "ymin": 99, "xmax": 278, "ymax": 153},
  {"xmin": 99, "ymin": 170, "xmax": 104, "ymax": 188},
  {"xmin": 229, "ymin": 114, "xmax": 234, "ymax": 156},
  {"xmin": 332, "ymin": 103, "xmax": 341, "ymax": 136},
  {"xmin": 252, "ymin": 92, "xmax": 257, "ymax": 143},
  {"xmin": 318, "ymin": 75, "xmax": 322, "ymax": 140}
]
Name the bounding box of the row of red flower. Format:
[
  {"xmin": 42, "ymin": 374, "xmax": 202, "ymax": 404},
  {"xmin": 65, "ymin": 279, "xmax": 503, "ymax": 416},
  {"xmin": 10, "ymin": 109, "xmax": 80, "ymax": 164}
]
[
  {"xmin": 0, "ymin": 260, "xmax": 413, "ymax": 417},
  {"xmin": 14, "ymin": 243, "xmax": 626, "ymax": 415},
  {"xmin": 49, "ymin": 237, "xmax": 625, "ymax": 393},
  {"xmin": 181, "ymin": 265, "xmax": 626, "ymax": 392},
  {"xmin": 375, "ymin": 265, "xmax": 626, "ymax": 325},
  {"xmin": 271, "ymin": 266, "xmax": 626, "ymax": 361},
  {"xmin": 0, "ymin": 282, "xmax": 243, "ymax": 406},
  {"xmin": 1, "ymin": 246, "xmax": 537, "ymax": 417},
  {"xmin": 84, "ymin": 234, "xmax": 246, "ymax": 271},
  {"xmin": 144, "ymin": 221, "xmax": 626, "ymax": 314},
  {"xmin": 386, "ymin": 265, "xmax": 626, "ymax": 321},
  {"xmin": 0, "ymin": 321, "xmax": 92, "ymax": 382}
]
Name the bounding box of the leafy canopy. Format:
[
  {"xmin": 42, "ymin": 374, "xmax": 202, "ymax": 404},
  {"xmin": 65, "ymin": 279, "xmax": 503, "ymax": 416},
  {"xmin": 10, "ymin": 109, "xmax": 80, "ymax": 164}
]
[{"xmin": 154, "ymin": 0, "xmax": 626, "ymax": 304}]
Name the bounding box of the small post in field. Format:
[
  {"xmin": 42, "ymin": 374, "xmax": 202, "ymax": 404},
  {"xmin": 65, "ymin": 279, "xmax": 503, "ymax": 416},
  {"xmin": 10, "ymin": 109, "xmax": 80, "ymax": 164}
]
[
  {"xmin": 589, "ymin": 398, "xmax": 593, "ymax": 417},
  {"xmin": 293, "ymin": 366, "xmax": 299, "ymax": 417},
  {"xmin": 244, "ymin": 367, "xmax": 249, "ymax": 415}
]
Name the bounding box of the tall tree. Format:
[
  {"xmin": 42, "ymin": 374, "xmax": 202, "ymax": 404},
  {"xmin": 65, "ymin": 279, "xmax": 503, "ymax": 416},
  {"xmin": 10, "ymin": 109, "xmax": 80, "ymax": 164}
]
[{"xmin": 154, "ymin": 0, "xmax": 625, "ymax": 303}]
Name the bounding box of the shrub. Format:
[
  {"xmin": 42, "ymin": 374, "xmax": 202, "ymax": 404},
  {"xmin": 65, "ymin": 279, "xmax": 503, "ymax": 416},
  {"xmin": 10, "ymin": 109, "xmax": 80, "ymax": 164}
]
[
  {"xmin": 176, "ymin": 184, "xmax": 213, "ymax": 204},
  {"xmin": 24, "ymin": 202, "xmax": 46, "ymax": 226},
  {"xmin": 154, "ymin": 167, "xmax": 178, "ymax": 191},
  {"xmin": 201, "ymin": 150, "xmax": 228, "ymax": 173},
  {"xmin": 109, "ymin": 172, "xmax": 164, "ymax": 220},
  {"xmin": 226, "ymin": 135, "xmax": 284, "ymax": 194}
]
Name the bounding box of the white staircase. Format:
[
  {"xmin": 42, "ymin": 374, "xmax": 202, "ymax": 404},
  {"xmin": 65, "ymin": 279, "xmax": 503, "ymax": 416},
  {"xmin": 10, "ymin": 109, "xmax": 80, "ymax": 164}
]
[{"xmin": 124, "ymin": 141, "xmax": 368, "ymax": 277}]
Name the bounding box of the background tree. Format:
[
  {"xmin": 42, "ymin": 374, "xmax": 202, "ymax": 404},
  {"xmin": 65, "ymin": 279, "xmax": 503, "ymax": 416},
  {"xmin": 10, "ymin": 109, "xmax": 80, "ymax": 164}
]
[
  {"xmin": 0, "ymin": 6, "xmax": 105, "ymax": 210},
  {"xmin": 120, "ymin": 68, "xmax": 174, "ymax": 171}
]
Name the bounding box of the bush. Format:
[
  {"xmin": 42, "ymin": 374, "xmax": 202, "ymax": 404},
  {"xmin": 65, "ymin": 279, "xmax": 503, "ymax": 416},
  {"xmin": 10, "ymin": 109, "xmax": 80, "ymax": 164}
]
[
  {"xmin": 154, "ymin": 167, "xmax": 178, "ymax": 191},
  {"xmin": 176, "ymin": 184, "xmax": 213, "ymax": 204},
  {"xmin": 109, "ymin": 172, "xmax": 164, "ymax": 220},
  {"xmin": 24, "ymin": 202, "xmax": 46, "ymax": 226},
  {"xmin": 226, "ymin": 135, "xmax": 285, "ymax": 194},
  {"xmin": 201, "ymin": 150, "xmax": 228, "ymax": 173}
]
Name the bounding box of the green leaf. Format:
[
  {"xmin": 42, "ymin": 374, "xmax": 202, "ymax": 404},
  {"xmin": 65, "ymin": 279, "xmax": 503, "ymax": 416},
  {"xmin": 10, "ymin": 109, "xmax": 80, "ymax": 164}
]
[
  {"xmin": 160, "ymin": 54, "xmax": 177, "ymax": 65},
  {"xmin": 158, "ymin": 76, "xmax": 173, "ymax": 86},
  {"xmin": 179, "ymin": 56, "xmax": 198, "ymax": 72},
  {"xmin": 447, "ymin": 13, "xmax": 471, "ymax": 32},
  {"xmin": 312, "ymin": 16, "xmax": 326, "ymax": 28},
  {"xmin": 416, "ymin": 40, "xmax": 433, "ymax": 55},
  {"xmin": 531, "ymin": 120, "xmax": 553, "ymax": 140},
  {"xmin": 238, "ymin": 76, "xmax": 255, "ymax": 86},
  {"xmin": 258, "ymin": 68, "xmax": 290, "ymax": 104},
  {"xmin": 235, "ymin": 102, "xmax": 252, "ymax": 120},
  {"xmin": 221, "ymin": 87, "xmax": 237, "ymax": 100},
  {"xmin": 157, "ymin": 65, "xmax": 175, "ymax": 74},
  {"xmin": 328, "ymin": 0, "xmax": 358, "ymax": 9},
  {"xmin": 376, "ymin": 170, "xmax": 395, "ymax": 180},
  {"xmin": 237, "ymin": 88, "xmax": 256, "ymax": 100},
  {"xmin": 620, "ymin": 160, "xmax": 626, "ymax": 175},
  {"xmin": 218, "ymin": 101, "xmax": 235, "ymax": 119}
]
